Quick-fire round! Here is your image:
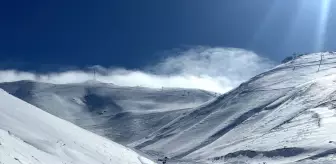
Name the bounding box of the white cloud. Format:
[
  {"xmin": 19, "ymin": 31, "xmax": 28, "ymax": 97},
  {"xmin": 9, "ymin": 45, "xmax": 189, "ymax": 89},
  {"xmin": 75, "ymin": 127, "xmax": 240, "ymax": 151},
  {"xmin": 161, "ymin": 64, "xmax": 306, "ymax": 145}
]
[{"xmin": 0, "ymin": 47, "xmax": 275, "ymax": 93}]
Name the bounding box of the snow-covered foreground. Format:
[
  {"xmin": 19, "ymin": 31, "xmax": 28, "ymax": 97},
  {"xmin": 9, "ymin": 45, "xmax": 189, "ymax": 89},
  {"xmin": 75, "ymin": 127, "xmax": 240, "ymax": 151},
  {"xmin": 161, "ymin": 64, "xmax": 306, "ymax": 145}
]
[{"xmin": 0, "ymin": 89, "xmax": 155, "ymax": 164}]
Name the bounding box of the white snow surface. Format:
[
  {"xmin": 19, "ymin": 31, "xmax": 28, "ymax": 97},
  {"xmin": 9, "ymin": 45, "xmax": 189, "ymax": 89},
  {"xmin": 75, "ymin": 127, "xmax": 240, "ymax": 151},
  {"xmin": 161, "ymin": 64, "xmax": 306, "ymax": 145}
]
[
  {"xmin": 0, "ymin": 89, "xmax": 155, "ymax": 164},
  {"xmin": 0, "ymin": 82, "xmax": 216, "ymax": 145},
  {"xmin": 5, "ymin": 52, "xmax": 336, "ymax": 164},
  {"xmin": 131, "ymin": 52, "xmax": 336, "ymax": 163}
]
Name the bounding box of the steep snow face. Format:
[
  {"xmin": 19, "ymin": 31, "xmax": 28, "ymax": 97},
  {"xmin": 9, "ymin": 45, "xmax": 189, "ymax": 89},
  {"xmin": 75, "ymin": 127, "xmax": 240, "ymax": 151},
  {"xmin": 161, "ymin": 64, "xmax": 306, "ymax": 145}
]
[
  {"xmin": 131, "ymin": 52, "xmax": 336, "ymax": 163},
  {"xmin": 0, "ymin": 89, "xmax": 155, "ymax": 164},
  {"xmin": 0, "ymin": 81, "xmax": 216, "ymax": 144}
]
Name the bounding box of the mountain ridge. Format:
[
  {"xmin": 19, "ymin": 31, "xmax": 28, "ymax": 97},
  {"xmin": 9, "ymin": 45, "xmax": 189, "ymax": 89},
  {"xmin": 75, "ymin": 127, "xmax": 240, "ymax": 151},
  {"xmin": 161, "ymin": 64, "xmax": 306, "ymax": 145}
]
[{"xmin": 131, "ymin": 52, "xmax": 336, "ymax": 163}]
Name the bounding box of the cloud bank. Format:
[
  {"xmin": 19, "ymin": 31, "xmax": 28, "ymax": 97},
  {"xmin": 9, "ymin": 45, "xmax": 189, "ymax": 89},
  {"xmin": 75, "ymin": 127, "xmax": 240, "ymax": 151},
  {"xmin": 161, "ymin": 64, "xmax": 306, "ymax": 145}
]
[{"xmin": 0, "ymin": 47, "xmax": 275, "ymax": 93}]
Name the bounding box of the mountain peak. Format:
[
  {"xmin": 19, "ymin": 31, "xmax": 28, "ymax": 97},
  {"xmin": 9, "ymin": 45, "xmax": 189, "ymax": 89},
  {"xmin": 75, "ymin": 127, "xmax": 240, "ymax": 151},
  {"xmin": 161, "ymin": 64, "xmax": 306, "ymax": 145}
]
[{"xmin": 281, "ymin": 51, "xmax": 336, "ymax": 64}]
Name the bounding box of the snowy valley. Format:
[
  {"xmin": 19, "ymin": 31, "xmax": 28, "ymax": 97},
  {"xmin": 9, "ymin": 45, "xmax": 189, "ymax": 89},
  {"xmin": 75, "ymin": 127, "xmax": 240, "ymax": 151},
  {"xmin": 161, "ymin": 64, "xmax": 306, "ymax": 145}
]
[
  {"xmin": 0, "ymin": 82, "xmax": 216, "ymax": 145},
  {"xmin": 3, "ymin": 52, "xmax": 336, "ymax": 164}
]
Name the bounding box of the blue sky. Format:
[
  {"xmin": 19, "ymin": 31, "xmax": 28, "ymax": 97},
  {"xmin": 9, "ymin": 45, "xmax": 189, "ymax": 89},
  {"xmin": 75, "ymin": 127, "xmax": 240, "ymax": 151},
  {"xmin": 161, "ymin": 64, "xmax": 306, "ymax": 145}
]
[{"xmin": 0, "ymin": 0, "xmax": 334, "ymax": 92}]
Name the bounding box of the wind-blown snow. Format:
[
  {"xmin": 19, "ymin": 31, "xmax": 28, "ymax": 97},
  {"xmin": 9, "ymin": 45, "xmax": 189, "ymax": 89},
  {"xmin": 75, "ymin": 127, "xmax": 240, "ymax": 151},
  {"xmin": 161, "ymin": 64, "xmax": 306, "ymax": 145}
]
[
  {"xmin": 0, "ymin": 47, "xmax": 274, "ymax": 93},
  {"xmin": 0, "ymin": 89, "xmax": 155, "ymax": 164}
]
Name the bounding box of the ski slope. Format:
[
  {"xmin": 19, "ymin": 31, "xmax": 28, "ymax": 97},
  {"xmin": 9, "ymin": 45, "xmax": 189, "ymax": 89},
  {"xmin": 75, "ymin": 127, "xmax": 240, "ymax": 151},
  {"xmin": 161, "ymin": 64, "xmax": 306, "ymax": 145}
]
[
  {"xmin": 0, "ymin": 89, "xmax": 155, "ymax": 164},
  {"xmin": 0, "ymin": 81, "xmax": 216, "ymax": 145},
  {"xmin": 131, "ymin": 52, "xmax": 336, "ymax": 163}
]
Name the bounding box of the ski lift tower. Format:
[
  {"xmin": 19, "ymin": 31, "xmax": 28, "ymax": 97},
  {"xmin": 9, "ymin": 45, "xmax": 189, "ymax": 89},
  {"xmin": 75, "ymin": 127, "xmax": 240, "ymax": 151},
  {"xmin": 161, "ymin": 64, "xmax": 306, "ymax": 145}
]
[{"xmin": 92, "ymin": 67, "xmax": 97, "ymax": 81}]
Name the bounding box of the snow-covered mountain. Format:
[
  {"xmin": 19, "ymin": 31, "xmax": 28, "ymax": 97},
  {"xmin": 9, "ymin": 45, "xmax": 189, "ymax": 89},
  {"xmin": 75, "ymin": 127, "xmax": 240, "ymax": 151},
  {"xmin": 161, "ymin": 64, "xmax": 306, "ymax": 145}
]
[
  {"xmin": 4, "ymin": 52, "xmax": 336, "ymax": 164},
  {"xmin": 0, "ymin": 89, "xmax": 155, "ymax": 164},
  {"xmin": 0, "ymin": 81, "xmax": 216, "ymax": 145},
  {"xmin": 130, "ymin": 52, "xmax": 336, "ymax": 163}
]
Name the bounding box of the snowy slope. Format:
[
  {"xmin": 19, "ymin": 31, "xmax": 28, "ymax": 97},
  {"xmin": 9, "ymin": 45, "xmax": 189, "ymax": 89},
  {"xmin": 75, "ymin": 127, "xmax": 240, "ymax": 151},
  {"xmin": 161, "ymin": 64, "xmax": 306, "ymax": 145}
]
[
  {"xmin": 5, "ymin": 53, "xmax": 336, "ymax": 164},
  {"xmin": 0, "ymin": 89, "xmax": 155, "ymax": 164},
  {"xmin": 0, "ymin": 81, "xmax": 216, "ymax": 144},
  {"xmin": 130, "ymin": 52, "xmax": 336, "ymax": 163}
]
